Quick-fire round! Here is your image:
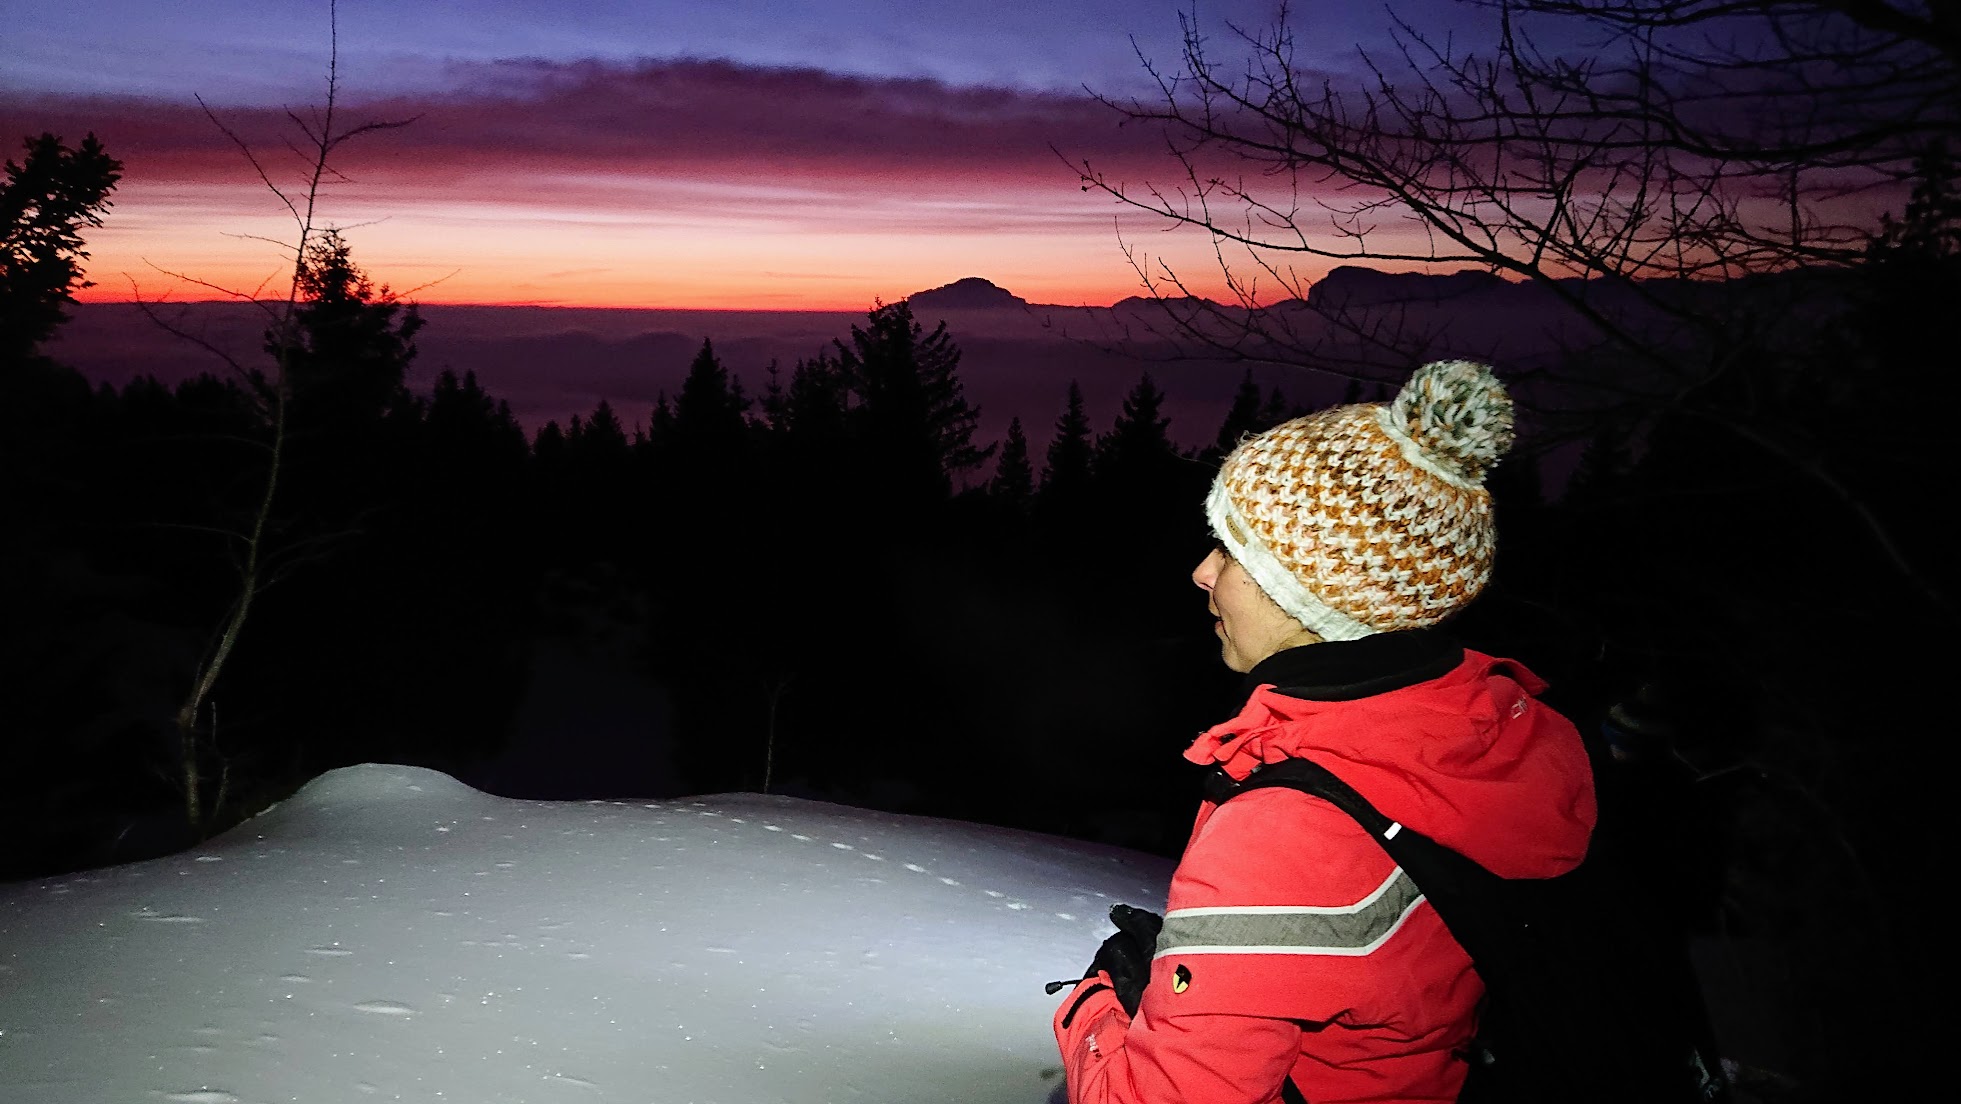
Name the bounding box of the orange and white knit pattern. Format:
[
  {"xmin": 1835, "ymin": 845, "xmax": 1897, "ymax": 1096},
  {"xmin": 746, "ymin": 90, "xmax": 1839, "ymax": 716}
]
[{"xmin": 1206, "ymin": 360, "xmax": 1516, "ymax": 641}]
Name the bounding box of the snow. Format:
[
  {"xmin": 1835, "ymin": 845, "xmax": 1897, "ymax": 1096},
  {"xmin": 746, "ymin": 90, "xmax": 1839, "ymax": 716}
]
[{"xmin": 1, "ymin": 764, "xmax": 1174, "ymax": 1104}]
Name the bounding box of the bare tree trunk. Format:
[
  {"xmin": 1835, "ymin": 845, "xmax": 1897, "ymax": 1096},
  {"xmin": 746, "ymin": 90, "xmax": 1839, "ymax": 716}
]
[
  {"xmin": 762, "ymin": 674, "xmax": 794, "ymax": 795},
  {"xmin": 157, "ymin": 0, "xmax": 413, "ymax": 830}
]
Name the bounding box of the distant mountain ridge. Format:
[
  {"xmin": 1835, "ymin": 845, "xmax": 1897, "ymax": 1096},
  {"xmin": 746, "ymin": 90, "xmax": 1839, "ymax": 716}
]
[
  {"xmin": 915, "ymin": 268, "xmax": 1535, "ymax": 314},
  {"xmin": 906, "ymin": 276, "xmax": 1029, "ymax": 310},
  {"xmin": 945, "ymin": 264, "xmax": 1808, "ymax": 316}
]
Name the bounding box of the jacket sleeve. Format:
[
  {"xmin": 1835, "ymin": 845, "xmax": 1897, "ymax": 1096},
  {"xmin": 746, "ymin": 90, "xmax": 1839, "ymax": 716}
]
[
  {"xmin": 1052, "ymin": 972, "xmax": 1304, "ymax": 1104},
  {"xmin": 1052, "ymin": 786, "xmax": 1467, "ymax": 1103}
]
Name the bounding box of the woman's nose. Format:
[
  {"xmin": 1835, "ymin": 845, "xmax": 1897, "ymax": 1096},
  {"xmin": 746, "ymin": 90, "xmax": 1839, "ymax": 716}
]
[{"xmin": 1192, "ymin": 548, "xmax": 1221, "ymax": 590}]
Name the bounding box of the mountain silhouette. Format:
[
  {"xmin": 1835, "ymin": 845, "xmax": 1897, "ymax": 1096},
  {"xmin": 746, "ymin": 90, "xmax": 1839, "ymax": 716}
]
[{"xmin": 907, "ymin": 277, "xmax": 1028, "ymax": 310}]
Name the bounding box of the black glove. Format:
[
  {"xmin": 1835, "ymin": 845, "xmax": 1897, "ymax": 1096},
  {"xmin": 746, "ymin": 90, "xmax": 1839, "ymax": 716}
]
[{"xmin": 1087, "ymin": 903, "xmax": 1163, "ymax": 1016}]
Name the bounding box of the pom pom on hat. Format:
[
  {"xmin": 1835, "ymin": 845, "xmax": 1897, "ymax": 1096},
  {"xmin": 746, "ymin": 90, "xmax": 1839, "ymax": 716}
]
[
  {"xmin": 1205, "ymin": 360, "xmax": 1515, "ymax": 640},
  {"xmin": 1387, "ymin": 359, "xmax": 1515, "ymax": 483}
]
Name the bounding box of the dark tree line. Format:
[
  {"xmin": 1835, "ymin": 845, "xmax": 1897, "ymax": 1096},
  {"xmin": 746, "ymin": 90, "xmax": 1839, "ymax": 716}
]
[
  {"xmin": 1, "ymin": 150, "xmax": 1315, "ymax": 881},
  {"xmin": 518, "ymin": 308, "xmax": 1280, "ymax": 845}
]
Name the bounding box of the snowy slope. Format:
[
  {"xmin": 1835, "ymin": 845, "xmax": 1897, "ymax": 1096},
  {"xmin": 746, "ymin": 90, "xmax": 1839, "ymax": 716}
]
[{"xmin": 0, "ymin": 764, "xmax": 1174, "ymax": 1104}]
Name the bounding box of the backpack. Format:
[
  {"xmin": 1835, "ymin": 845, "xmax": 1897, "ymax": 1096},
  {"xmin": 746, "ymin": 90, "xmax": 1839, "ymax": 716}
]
[{"xmin": 1203, "ymin": 757, "xmax": 1729, "ymax": 1104}]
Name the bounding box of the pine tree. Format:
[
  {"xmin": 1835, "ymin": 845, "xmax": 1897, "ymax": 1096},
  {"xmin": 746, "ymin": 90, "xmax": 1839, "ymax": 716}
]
[
  {"xmin": 1040, "ymin": 380, "xmax": 1094, "ymax": 506},
  {"xmin": 647, "ymin": 393, "xmax": 675, "ymax": 445},
  {"xmin": 1096, "ymin": 373, "xmax": 1185, "ymax": 517},
  {"xmin": 534, "ymin": 420, "xmax": 567, "ymax": 465},
  {"xmin": 990, "ymin": 416, "xmax": 1035, "ymax": 506},
  {"xmin": 759, "ymin": 359, "xmax": 788, "ymax": 433},
  {"xmin": 272, "ymin": 228, "xmax": 423, "ymax": 429},
  {"xmin": 1564, "ymin": 424, "xmax": 1629, "ymax": 505},
  {"xmin": 1206, "ymin": 368, "xmax": 1264, "ymax": 462},
  {"xmin": 673, "ymin": 338, "xmax": 749, "ymax": 454},
  {"xmin": 426, "ymin": 369, "xmax": 525, "ymax": 459},
  {"xmin": 1096, "ymin": 373, "xmax": 1175, "ymax": 479},
  {"xmin": 835, "ymin": 300, "xmax": 991, "ymax": 497},
  {"xmin": 1, "ymin": 132, "xmax": 122, "ymax": 365},
  {"xmin": 577, "ymin": 398, "xmax": 630, "ymax": 466},
  {"xmin": 1258, "ymin": 385, "xmax": 1294, "ymax": 429},
  {"xmin": 783, "ymin": 354, "xmax": 847, "ymax": 443}
]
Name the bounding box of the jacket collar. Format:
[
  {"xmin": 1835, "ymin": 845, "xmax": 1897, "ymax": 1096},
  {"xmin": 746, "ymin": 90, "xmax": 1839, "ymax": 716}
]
[{"xmin": 1241, "ymin": 629, "xmax": 1464, "ymax": 702}]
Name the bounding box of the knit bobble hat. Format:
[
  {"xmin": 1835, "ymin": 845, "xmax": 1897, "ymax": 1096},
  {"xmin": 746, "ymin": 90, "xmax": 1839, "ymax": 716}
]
[{"xmin": 1205, "ymin": 360, "xmax": 1516, "ymax": 641}]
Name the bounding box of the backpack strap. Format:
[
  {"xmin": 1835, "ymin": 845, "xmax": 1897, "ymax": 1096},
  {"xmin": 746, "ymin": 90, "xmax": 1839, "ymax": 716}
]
[
  {"xmin": 1205, "ymin": 758, "xmax": 1396, "ymax": 835},
  {"xmin": 1208, "ymin": 760, "xmax": 1505, "ymax": 1104},
  {"xmin": 1207, "ymin": 758, "xmax": 1731, "ymax": 1104},
  {"xmin": 1205, "ymin": 759, "xmax": 1504, "ymax": 901}
]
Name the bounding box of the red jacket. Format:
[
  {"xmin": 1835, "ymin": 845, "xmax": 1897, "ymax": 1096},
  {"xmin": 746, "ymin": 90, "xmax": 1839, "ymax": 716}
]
[{"xmin": 1055, "ymin": 648, "xmax": 1596, "ymax": 1104}]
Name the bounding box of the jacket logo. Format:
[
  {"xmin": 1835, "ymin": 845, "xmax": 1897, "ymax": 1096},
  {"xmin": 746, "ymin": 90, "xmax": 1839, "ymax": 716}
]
[{"xmin": 1172, "ymin": 964, "xmax": 1192, "ymax": 993}]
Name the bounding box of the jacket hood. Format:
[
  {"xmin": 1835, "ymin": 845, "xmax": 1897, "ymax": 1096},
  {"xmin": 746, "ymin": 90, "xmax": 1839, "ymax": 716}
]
[{"xmin": 1185, "ymin": 649, "xmax": 1596, "ymax": 878}]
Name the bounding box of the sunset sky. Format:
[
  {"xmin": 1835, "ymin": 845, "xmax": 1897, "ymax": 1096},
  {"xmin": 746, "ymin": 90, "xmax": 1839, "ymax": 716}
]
[{"xmin": 0, "ymin": 0, "xmax": 1495, "ymax": 311}]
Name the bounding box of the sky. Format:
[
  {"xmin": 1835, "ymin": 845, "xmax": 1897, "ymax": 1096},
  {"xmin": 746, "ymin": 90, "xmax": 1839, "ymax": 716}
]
[
  {"xmin": 0, "ymin": 762, "xmax": 1177, "ymax": 1103},
  {"xmin": 0, "ymin": 0, "xmax": 1473, "ymax": 311}
]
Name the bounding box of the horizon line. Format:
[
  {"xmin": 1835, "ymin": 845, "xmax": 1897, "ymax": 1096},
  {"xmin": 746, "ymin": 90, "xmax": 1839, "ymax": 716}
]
[{"xmin": 70, "ymin": 294, "xmax": 1144, "ymax": 313}]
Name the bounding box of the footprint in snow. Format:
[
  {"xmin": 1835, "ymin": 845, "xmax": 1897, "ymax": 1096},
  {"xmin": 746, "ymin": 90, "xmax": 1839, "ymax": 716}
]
[{"xmin": 132, "ymin": 910, "xmax": 203, "ymax": 923}]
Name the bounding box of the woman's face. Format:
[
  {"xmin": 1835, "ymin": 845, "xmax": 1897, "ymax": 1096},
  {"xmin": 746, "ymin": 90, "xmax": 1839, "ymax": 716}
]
[{"xmin": 1192, "ymin": 546, "xmax": 1314, "ymax": 673}]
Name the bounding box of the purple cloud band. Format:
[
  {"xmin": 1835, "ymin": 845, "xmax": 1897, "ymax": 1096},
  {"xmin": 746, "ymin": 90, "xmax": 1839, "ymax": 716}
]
[{"xmin": 1, "ymin": 57, "xmax": 1176, "ymax": 192}]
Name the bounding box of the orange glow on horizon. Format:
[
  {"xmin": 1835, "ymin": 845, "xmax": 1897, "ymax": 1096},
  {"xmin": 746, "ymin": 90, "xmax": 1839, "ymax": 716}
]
[
  {"xmin": 70, "ymin": 181, "xmax": 1283, "ymax": 313},
  {"xmin": 68, "ymin": 285, "xmax": 1174, "ymax": 312}
]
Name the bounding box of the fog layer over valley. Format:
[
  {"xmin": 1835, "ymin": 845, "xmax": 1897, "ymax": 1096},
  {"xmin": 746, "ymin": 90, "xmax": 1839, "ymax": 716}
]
[{"xmin": 52, "ymin": 269, "xmax": 1681, "ymax": 452}]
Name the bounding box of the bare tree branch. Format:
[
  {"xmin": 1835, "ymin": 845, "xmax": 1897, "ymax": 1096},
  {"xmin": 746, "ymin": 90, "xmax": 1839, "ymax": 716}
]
[{"xmin": 1072, "ymin": 0, "xmax": 1954, "ymax": 604}]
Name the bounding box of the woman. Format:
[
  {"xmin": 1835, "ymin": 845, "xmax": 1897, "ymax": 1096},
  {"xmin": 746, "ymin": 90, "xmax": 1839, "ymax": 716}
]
[{"xmin": 1053, "ymin": 361, "xmax": 1597, "ymax": 1104}]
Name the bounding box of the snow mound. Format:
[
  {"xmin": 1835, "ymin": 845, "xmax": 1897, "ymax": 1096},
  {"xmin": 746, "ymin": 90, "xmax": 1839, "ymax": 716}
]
[
  {"xmin": 290, "ymin": 761, "xmax": 485, "ymax": 802},
  {"xmin": 1, "ymin": 765, "xmax": 1172, "ymax": 1104}
]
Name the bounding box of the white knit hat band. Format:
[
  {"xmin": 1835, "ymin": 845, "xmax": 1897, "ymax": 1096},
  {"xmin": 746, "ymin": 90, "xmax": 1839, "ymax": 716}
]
[{"xmin": 1205, "ymin": 478, "xmax": 1379, "ymax": 642}]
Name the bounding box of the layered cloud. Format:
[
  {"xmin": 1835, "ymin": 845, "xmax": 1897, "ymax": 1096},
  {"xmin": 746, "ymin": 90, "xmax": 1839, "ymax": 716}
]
[
  {"xmin": 9, "ymin": 57, "xmax": 1173, "ymax": 187},
  {"xmin": 5, "ymin": 58, "xmax": 1269, "ymax": 308}
]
